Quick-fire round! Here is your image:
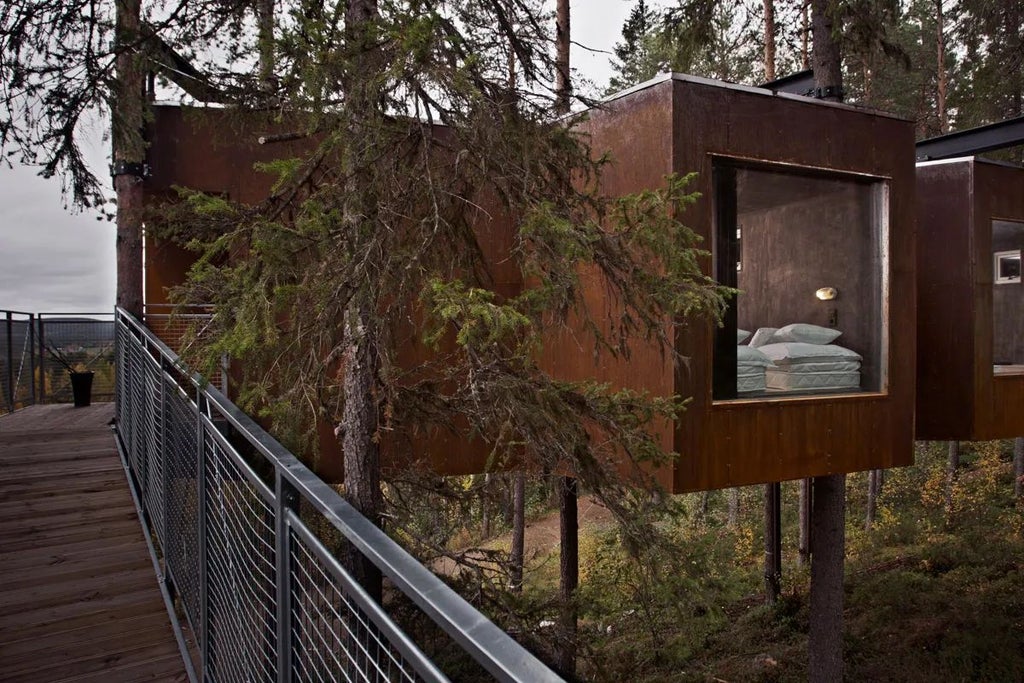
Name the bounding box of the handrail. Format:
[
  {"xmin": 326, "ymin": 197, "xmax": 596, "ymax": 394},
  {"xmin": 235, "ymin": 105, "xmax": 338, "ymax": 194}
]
[{"xmin": 113, "ymin": 306, "xmax": 561, "ymax": 683}]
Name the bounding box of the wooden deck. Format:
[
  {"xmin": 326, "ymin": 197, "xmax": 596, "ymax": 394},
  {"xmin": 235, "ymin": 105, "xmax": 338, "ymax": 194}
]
[{"xmin": 0, "ymin": 404, "xmax": 188, "ymax": 682}]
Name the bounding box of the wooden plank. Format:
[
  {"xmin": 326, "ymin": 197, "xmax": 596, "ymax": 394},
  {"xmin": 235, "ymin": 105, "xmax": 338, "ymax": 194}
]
[{"xmin": 0, "ymin": 404, "xmax": 186, "ymax": 682}]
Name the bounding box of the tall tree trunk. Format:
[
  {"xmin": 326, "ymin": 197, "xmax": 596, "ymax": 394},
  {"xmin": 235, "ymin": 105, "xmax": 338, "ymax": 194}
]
[
  {"xmin": 798, "ymin": 478, "xmax": 811, "ymax": 567},
  {"xmin": 763, "ymin": 0, "xmax": 776, "ymax": 81},
  {"xmin": 113, "ymin": 0, "xmax": 145, "ymax": 319},
  {"xmin": 809, "ymin": 473, "xmax": 845, "ymax": 682},
  {"xmin": 945, "ymin": 440, "xmax": 959, "ymax": 524},
  {"xmin": 808, "ymin": 8, "xmax": 846, "ymax": 673},
  {"xmin": 811, "ymin": 0, "xmax": 843, "ymax": 101},
  {"xmin": 1014, "ymin": 437, "xmax": 1023, "ymax": 499},
  {"xmin": 557, "ymin": 476, "xmax": 578, "ymax": 678},
  {"xmin": 764, "ymin": 482, "xmax": 782, "ymax": 604},
  {"xmin": 510, "ymin": 472, "xmax": 526, "ymax": 592},
  {"xmin": 342, "ymin": 303, "xmax": 383, "ymax": 602},
  {"xmin": 935, "ymin": 0, "xmax": 949, "ymax": 133},
  {"xmin": 555, "ymin": 0, "xmax": 570, "ymax": 113},
  {"xmin": 728, "ymin": 487, "xmax": 740, "ymax": 527},
  {"xmin": 340, "ymin": 0, "xmax": 384, "ymax": 602}
]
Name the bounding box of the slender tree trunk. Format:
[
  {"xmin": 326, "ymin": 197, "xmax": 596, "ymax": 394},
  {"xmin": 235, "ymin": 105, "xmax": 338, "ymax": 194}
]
[
  {"xmin": 801, "ymin": 1, "xmax": 810, "ymax": 70},
  {"xmin": 699, "ymin": 490, "xmax": 710, "ymax": 520},
  {"xmin": 798, "ymin": 478, "xmax": 811, "ymax": 567},
  {"xmin": 763, "ymin": 0, "xmax": 776, "ymax": 81},
  {"xmin": 728, "ymin": 487, "xmax": 740, "ymax": 527},
  {"xmin": 257, "ymin": 0, "xmax": 275, "ymax": 91},
  {"xmin": 481, "ymin": 473, "xmax": 491, "ymax": 538},
  {"xmin": 557, "ymin": 476, "xmax": 578, "ymax": 678},
  {"xmin": 113, "ymin": 0, "xmax": 145, "ymax": 319},
  {"xmin": 945, "ymin": 440, "xmax": 959, "ymax": 524},
  {"xmin": 764, "ymin": 482, "xmax": 782, "ymax": 605},
  {"xmin": 935, "ymin": 0, "xmax": 949, "ymax": 133},
  {"xmin": 1014, "ymin": 437, "xmax": 1023, "ymax": 500},
  {"xmin": 809, "ymin": 473, "xmax": 845, "ymax": 682},
  {"xmin": 510, "ymin": 473, "xmax": 526, "ymax": 592},
  {"xmin": 341, "ymin": 303, "xmax": 383, "ymax": 602},
  {"xmin": 865, "ymin": 470, "xmax": 878, "ymax": 530},
  {"xmin": 555, "ymin": 0, "xmax": 570, "ymax": 113}
]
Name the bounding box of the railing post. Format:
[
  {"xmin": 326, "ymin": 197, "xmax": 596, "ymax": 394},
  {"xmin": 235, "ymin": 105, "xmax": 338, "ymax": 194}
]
[
  {"xmin": 28, "ymin": 314, "xmax": 36, "ymax": 406},
  {"xmin": 275, "ymin": 471, "xmax": 299, "ymax": 682},
  {"xmin": 196, "ymin": 390, "xmax": 210, "ymax": 678},
  {"xmin": 37, "ymin": 315, "xmax": 46, "ymax": 404},
  {"xmin": 5, "ymin": 312, "xmax": 13, "ymax": 412}
]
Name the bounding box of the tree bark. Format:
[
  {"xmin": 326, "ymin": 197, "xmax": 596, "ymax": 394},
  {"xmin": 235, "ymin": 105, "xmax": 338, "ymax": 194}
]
[
  {"xmin": 798, "ymin": 478, "xmax": 811, "ymax": 567},
  {"xmin": 865, "ymin": 469, "xmax": 878, "ymax": 530},
  {"xmin": 763, "ymin": 0, "xmax": 777, "ymax": 82},
  {"xmin": 945, "ymin": 440, "xmax": 959, "ymax": 524},
  {"xmin": 341, "ymin": 304, "xmax": 383, "ymax": 602},
  {"xmin": 557, "ymin": 476, "xmax": 578, "ymax": 678},
  {"xmin": 509, "ymin": 472, "xmax": 526, "ymax": 592},
  {"xmin": 809, "ymin": 473, "xmax": 845, "ymax": 682},
  {"xmin": 811, "ymin": 0, "xmax": 843, "ymax": 101},
  {"xmin": 555, "ymin": 0, "xmax": 570, "ymax": 113},
  {"xmin": 256, "ymin": 0, "xmax": 275, "ymax": 91},
  {"xmin": 1014, "ymin": 437, "xmax": 1023, "ymax": 500},
  {"xmin": 801, "ymin": 0, "xmax": 810, "ymax": 70},
  {"xmin": 764, "ymin": 482, "xmax": 782, "ymax": 604},
  {"xmin": 935, "ymin": 0, "xmax": 949, "ymax": 133},
  {"xmin": 113, "ymin": 0, "xmax": 145, "ymax": 319},
  {"xmin": 728, "ymin": 487, "xmax": 740, "ymax": 527}
]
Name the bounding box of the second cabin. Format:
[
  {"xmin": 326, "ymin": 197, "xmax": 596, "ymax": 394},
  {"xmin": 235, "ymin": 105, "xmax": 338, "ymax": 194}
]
[{"xmin": 570, "ymin": 74, "xmax": 918, "ymax": 492}]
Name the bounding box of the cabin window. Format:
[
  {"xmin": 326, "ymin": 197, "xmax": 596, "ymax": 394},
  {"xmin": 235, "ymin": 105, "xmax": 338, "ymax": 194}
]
[
  {"xmin": 992, "ymin": 220, "xmax": 1024, "ymax": 373},
  {"xmin": 711, "ymin": 161, "xmax": 888, "ymax": 401}
]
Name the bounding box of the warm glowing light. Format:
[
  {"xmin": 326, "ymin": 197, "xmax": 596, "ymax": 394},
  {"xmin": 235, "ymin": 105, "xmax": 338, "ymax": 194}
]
[{"xmin": 815, "ymin": 287, "xmax": 838, "ymax": 301}]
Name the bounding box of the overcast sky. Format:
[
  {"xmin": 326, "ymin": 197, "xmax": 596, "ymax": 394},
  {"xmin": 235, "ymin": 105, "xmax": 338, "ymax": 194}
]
[{"xmin": 0, "ymin": 0, "xmax": 641, "ymax": 314}]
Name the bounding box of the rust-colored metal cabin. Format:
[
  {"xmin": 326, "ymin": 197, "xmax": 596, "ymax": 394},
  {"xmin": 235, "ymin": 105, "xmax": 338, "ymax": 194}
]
[
  {"xmin": 915, "ymin": 158, "xmax": 1024, "ymax": 441},
  {"xmin": 566, "ymin": 74, "xmax": 918, "ymax": 492},
  {"xmin": 142, "ymin": 74, "xmax": 918, "ymax": 492}
]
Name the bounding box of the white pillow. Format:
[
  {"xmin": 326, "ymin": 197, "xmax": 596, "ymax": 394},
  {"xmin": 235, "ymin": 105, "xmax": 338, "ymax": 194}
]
[
  {"xmin": 737, "ymin": 328, "xmax": 751, "ymax": 344},
  {"xmin": 774, "ymin": 323, "xmax": 842, "ymax": 345},
  {"xmin": 758, "ymin": 342, "xmax": 862, "ymax": 366},
  {"xmin": 749, "ymin": 327, "xmax": 778, "ymax": 348},
  {"xmin": 736, "ymin": 345, "xmax": 774, "ymax": 366}
]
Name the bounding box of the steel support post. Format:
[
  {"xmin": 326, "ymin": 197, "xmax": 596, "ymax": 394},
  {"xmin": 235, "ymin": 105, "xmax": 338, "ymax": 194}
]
[
  {"xmin": 275, "ymin": 472, "xmax": 299, "ymax": 682},
  {"xmin": 196, "ymin": 391, "xmax": 210, "ymax": 677}
]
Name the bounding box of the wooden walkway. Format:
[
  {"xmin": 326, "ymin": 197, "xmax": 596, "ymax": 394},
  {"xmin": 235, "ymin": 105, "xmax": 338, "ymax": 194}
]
[{"xmin": 0, "ymin": 404, "xmax": 188, "ymax": 682}]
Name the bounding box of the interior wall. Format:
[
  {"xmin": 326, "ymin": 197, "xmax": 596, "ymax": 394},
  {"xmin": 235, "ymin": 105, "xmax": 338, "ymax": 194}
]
[
  {"xmin": 735, "ymin": 170, "xmax": 883, "ymax": 391},
  {"xmin": 992, "ymin": 219, "xmax": 1024, "ymax": 364}
]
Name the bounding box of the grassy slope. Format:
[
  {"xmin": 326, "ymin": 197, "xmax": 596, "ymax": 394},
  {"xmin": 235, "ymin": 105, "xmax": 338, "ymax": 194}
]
[{"xmin": 516, "ymin": 440, "xmax": 1024, "ymax": 682}]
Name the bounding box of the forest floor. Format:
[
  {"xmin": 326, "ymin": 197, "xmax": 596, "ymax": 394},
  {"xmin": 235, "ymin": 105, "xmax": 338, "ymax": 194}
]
[{"xmin": 470, "ymin": 440, "xmax": 1024, "ymax": 682}]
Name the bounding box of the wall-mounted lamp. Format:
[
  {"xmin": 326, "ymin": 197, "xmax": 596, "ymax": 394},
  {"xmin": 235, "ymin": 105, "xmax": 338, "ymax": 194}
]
[{"xmin": 815, "ymin": 287, "xmax": 838, "ymax": 301}]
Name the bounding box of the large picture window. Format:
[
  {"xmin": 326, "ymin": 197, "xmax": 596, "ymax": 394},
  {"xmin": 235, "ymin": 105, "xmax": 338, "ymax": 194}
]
[
  {"xmin": 992, "ymin": 219, "xmax": 1024, "ymax": 374},
  {"xmin": 712, "ymin": 161, "xmax": 887, "ymax": 401}
]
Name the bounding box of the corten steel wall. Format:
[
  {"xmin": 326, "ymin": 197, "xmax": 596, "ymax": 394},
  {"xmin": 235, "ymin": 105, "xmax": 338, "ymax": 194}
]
[
  {"xmin": 916, "ymin": 158, "xmax": 1024, "ymax": 440},
  {"xmin": 578, "ymin": 76, "xmax": 917, "ymax": 492},
  {"xmin": 144, "ymin": 106, "xmax": 523, "ymax": 478}
]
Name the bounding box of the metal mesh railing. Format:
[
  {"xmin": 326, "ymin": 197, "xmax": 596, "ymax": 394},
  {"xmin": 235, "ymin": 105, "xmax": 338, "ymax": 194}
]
[
  {"xmin": 38, "ymin": 313, "xmax": 116, "ymax": 403},
  {"xmin": 113, "ymin": 307, "xmax": 561, "ymax": 683},
  {"xmin": 1, "ymin": 311, "xmax": 36, "ymax": 415},
  {"xmin": 2, "ymin": 310, "xmax": 118, "ymax": 414}
]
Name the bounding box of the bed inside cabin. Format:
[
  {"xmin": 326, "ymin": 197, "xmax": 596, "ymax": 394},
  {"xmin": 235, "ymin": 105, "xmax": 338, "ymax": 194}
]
[
  {"xmin": 712, "ymin": 161, "xmax": 888, "ymax": 401},
  {"xmin": 993, "ymin": 218, "xmax": 1024, "ymax": 376}
]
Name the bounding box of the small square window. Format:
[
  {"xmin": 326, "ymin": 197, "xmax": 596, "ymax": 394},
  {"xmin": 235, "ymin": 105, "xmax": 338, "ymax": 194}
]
[{"xmin": 994, "ymin": 250, "xmax": 1021, "ymax": 284}]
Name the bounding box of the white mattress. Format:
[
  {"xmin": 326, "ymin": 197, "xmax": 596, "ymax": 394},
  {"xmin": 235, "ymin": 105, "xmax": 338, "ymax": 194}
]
[
  {"xmin": 737, "ymin": 373, "xmax": 766, "ymax": 393},
  {"xmin": 766, "ymin": 369, "xmax": 860, "ymax": 391}
]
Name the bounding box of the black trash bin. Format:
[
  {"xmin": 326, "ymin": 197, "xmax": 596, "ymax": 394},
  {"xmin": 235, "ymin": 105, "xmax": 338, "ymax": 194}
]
[{"xmin": 69, "ymin": 371, "xmax": 95, "ymax": 407}]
